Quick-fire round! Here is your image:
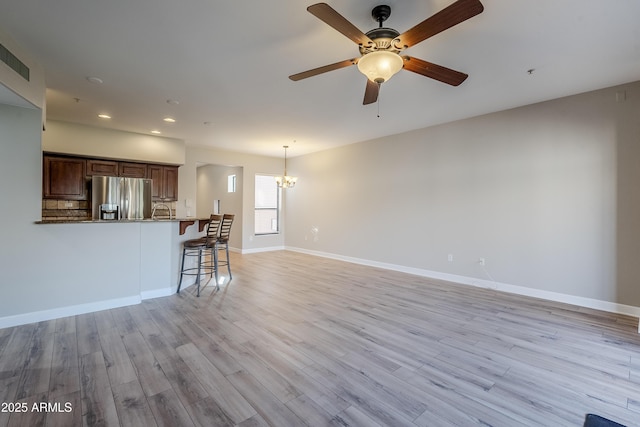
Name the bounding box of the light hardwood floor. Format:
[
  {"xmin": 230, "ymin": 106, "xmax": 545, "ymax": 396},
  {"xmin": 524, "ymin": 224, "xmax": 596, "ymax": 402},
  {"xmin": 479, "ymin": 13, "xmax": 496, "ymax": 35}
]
[{"xmin": 1, "ymin": 250, "xmax": 640, "ymax": 426}]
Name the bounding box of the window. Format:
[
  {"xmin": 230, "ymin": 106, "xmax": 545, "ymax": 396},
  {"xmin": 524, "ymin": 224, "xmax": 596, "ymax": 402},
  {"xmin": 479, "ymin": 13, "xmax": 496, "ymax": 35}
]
[
  {"xmin": 255, "ymin": 174, "xmax": 280, "ymax": 235},
  {"xmin": 227, "ymin": 174, "xmax": 236, "ymax": 193}
]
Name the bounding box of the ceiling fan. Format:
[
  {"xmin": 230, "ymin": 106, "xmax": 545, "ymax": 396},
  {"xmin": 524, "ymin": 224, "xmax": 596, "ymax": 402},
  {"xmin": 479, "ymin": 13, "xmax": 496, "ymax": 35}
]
[{"xmin": 289, "ymin": 0, "xmax": 484, "ymax": 105}]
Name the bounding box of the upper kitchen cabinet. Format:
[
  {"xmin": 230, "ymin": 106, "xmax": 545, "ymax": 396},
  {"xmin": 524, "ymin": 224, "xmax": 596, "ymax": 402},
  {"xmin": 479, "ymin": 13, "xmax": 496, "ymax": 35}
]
[
  {"xmin": 87, "ymin": 159, "xmax": 146, "ymax": 178},
  {"xmin": 43, "ymin": 153, "xmax": 180, "ymax": 201},
  {"xmin": 148, "ymin": 165, "xmax": 178, "ymax": 201},
  {"xmin": 43, "ymin": 155, "xmax": 87, "ymax": 200},
  {"xmin": 118, "ymin": 162, "xmax": 147, "ymax": 178},
  {"xmin": 86, "ymin": 159, "xmax": 118, "ymax": 176}
]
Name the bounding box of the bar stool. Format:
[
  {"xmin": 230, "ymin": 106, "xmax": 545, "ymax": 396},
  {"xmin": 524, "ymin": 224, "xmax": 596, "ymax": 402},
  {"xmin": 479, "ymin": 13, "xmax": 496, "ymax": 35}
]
[
  {"xmin": 215, "ymin": 214, "xmax": 234, "ymax": 285},
  {"xmin": 177, "ymin": 214, "xmax": 222, "ymax": 297}
]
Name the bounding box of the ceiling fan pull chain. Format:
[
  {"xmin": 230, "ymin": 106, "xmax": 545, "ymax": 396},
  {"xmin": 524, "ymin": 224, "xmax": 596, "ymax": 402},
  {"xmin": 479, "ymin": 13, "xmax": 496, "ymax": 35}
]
[{"xmin": 377, "ymin": 83, "xmax": 381, "ymax": 118}]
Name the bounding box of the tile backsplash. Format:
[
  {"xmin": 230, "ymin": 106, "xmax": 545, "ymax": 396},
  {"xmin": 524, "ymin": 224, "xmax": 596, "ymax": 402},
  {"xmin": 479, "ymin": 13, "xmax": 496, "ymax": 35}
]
[
  {"xmin": 42, "ymin": 200, "xmax": 91, "ymax": 220},
  {"xmin": 42, "ymin": 199, "xmax": 176, "ymax": 220},
  {"xmin": 150, "ymin": 202, "xmax": 176, "ymax": 219}
]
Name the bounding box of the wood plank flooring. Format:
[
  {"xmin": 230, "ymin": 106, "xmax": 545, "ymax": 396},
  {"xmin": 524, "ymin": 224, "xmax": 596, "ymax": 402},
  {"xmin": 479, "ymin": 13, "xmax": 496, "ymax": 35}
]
[{"xmin": 1, "ymin": 250, "xmax": 640, "ymax": 426}]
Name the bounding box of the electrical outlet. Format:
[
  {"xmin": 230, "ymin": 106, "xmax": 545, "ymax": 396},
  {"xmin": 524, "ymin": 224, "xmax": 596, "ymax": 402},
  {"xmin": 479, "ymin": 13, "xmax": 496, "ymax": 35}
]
[
  {"xmin": 447, "ymin": 254, "xmax": 453, "ymax": 262},
  {"xmin": 479, "ymin": 257, "xmax": 486, "ymax": 266}
]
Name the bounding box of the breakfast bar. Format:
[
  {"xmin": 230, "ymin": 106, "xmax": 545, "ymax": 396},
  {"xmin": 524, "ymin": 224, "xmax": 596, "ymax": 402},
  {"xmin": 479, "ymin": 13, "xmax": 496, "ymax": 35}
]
[{"xmin": 31, "ymin": 218, "xmax": 210, "ymax": 308}]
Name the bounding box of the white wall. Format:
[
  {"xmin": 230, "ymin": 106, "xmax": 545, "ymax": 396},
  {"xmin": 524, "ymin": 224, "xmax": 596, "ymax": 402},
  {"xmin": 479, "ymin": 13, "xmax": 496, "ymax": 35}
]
[
  {"xmin": 285, "ymin": 81, "xmax": 640, "ymax": 313},
  {"xmin": 0, "ymin": 104, "xmax": 131, "ymax": 326},
  {"xmin": 43, "ymin": 120, "xmax": 185, "ymax": 165}
]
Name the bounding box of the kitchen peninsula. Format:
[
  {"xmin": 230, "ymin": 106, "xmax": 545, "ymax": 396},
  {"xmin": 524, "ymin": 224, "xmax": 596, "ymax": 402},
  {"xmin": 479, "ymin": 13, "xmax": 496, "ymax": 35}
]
[
  {"xmin": 21, "ymin": 141, "xmax": 211, "ymax": 326},
  {"xmin": 25, "ymin": 217, "xmax": 209, "ymax": 324}
]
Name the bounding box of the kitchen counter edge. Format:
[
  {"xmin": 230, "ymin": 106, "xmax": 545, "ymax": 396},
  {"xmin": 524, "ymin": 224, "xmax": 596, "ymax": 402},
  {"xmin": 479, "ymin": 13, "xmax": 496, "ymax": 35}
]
[
  {"xmin": 35, "ymin": 217, "xmax": 210, "ymax": 235},
  {"xmin": 35, "ymin": 218, "xmax": 199, "ymax": 224}
]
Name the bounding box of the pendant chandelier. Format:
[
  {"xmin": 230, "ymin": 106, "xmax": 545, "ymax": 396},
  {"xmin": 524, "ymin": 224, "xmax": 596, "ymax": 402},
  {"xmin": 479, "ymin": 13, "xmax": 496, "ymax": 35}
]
[{"xmin": 275, "ymin": 145, "xmax": 297, "ymax": 188}]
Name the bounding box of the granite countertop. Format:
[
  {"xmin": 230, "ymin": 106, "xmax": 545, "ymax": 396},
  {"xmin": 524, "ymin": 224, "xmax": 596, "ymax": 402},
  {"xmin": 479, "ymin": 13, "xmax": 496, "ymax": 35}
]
[
  {"xmin": 35, "ymin": 217, "xmax": 210, "ymax": 235},
  {"xmin": 35, "ymin": 217, "xmax": 198, "ymax": 224}
]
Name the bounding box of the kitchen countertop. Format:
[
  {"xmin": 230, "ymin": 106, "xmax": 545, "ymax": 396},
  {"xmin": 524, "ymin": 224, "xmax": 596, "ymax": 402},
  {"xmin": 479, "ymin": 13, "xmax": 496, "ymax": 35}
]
[
  {"xmin": 35, "ymin": 218, "xmax": 186, "ymax": 224},
  {"xmin": 35, "ymin": 217, "xmax": 210, "ymax": 235}
]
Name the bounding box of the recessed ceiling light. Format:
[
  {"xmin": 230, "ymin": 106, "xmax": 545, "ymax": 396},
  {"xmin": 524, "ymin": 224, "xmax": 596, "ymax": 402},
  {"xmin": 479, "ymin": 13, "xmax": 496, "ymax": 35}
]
[
  {"xmin": 150, "ymin": 130, "xmax": 161, "ymax": 134},
  {"xmin": 87, "ymin": 76, "xmax": 103, "ymax": 84},
  {"xmin": 97, "ymin": 114, "xmax": 111, "ymax": 119},
  {"xmin": 163, "ymin": 117, "xmax": 176, "ymax": 123}
]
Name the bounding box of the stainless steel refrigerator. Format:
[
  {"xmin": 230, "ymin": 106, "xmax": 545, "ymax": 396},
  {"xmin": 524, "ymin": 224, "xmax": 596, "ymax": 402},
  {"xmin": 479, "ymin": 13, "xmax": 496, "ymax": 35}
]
[{"xmin": 92, "ymin": 176, "xmax": 152, "ymax": 220}]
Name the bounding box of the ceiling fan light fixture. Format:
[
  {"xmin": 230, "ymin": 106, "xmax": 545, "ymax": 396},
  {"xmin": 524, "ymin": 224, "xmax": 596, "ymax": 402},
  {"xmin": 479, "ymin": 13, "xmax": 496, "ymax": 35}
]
[{"xmin": 357, "ymin": 51, "xmax": 403, "ymax": 84}]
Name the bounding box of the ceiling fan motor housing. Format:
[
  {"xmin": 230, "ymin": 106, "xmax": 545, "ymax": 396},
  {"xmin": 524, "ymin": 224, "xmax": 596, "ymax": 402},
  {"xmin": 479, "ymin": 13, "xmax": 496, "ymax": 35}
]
[{"xmin": 360, "ymin": 27, "xmax": 401, "ymax": 54}]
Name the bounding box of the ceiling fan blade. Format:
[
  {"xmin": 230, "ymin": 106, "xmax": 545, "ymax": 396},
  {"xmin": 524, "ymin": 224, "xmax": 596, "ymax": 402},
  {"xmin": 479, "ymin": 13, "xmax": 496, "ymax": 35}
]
[
  {"xmin": 394, "ymin": 0, "xmax": 484, "ymax": 49},
  {"xmin": 307, "ymin": 3, "xmax": 375, "ymax": 48},
  {"xmin": 363, "ymin": 79, "xmax": 379, "ymax": 105},
  {"xmin": 402, "ymin": 56, "xmax": 468, "ymax": 86},
  {"xmin": 289, "ymin": 58, "xmax": 358, "ymax": 81}
]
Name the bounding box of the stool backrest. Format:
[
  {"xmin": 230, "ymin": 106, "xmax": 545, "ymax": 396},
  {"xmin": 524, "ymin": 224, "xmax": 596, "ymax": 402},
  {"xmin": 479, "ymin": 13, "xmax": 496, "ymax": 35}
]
[
  {"xmin": 219, "ymin": 214, "xmax": 234, "ymax": 242},
  {"xmin": 206, "ymin": 214, "xmax": 223, "ymax": 240}
]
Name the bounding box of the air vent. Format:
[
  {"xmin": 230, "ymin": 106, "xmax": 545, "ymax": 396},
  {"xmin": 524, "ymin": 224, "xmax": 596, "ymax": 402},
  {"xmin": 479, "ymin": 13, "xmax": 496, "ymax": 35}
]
[{"xmin": 0, "ymin": 43, "xmax": 30, "ymax": 82}]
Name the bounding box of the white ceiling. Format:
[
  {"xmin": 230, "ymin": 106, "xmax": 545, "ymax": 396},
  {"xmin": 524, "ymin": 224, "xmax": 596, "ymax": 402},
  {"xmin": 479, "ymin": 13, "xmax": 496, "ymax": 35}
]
[{"xmin": 1, "ymin": 0, "xmax": 639, "ymax": 157}]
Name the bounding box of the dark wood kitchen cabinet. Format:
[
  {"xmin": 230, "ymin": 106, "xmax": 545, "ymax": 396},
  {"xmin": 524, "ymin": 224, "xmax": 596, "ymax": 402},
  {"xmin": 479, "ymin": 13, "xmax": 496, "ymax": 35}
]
[
  {"xmin": 87, "ymin": 159, "xmax": 146, "ymax": 178},
  {"xmin": 148, "ymin": 165, "xmax": 178, "ymax": 201},
  {"xmin": 43, "ymin": 153, "xmax": 179, "ymax": 201},
  {"xmin": 118, "ymin": 162, "xmax": 147, "ymax": 178},
  {"xmin": 86, "ymin": 159, "xmax": 118, "ymax": 176},
  {"xmin": 43, "ymin": 155, "xmax": 87, "ymax": 200}
]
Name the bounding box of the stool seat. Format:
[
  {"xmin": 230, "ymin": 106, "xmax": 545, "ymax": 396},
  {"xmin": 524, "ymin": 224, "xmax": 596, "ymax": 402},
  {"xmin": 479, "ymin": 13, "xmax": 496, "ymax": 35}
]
[
  {"xmin": 182, "ymin": 239, "xmax": 205, "ymax": 248},
  {"xmin": 183, "ymin": 237, "xmax": 215, "ymax": 248}
]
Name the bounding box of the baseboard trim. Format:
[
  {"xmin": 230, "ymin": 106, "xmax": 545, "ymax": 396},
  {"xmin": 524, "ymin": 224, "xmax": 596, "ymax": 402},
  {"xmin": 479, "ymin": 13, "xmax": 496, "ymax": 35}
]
[
  {"xmin": 241, "ymin": 245, "xmax": 285, "ymax": 254},
  {"xmin": 141, "ymin": 288, "xmax": 173, "ymax": 300},
  {"xmin": 0, "ymin": 295, "xmax": 141, "ymax": 329},
  {"xmin": 286, "ymin": 246, "xmax": 640, "ymax": 330}
]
